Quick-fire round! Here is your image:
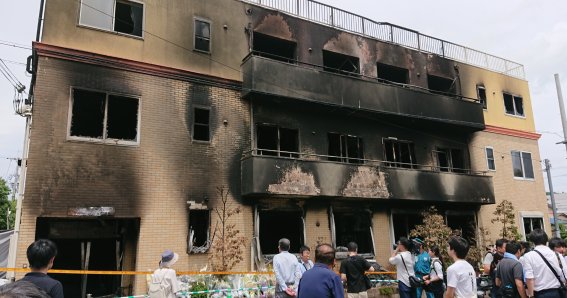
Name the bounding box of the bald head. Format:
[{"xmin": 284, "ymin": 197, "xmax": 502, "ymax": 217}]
[{"xmin": 315, "ymin": 244, "xmax": 335, "ymax": 266}]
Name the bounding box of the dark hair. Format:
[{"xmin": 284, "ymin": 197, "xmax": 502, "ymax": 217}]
[
  {"xmin": 519, "ymin": 241, "xmax": 530, "ymax": 253},
  {"xmin": 0, "ymin": 280, "xmax": 51, "ymax": 298},
  {"xmin": 398, "ymin": 237, "xmax": 412, "ymax": 251},
  {"xmin": 429, "ymin": 245, "xmax": 441, "ymax": 258},
  {"xmin": 495, "ymin": 238, "xmax": 508, "ymax": 249},
  {"xmin": 26, "ymin": 239, "xmax": 57, "ymax": 270},
  {"xmin": 505, "ymin": 241, "xmax": 521, "ymax": 255},
  {"xmin": 549, "ymin": 237, "xmax": 566, "ymax": 250},
  {"xmin": 315, "ymin": 244, "xmax": 336, "ymax": 265},
  {"xmin": 347, "ymin": 242, "xmax": 358, "ymax": 252},
  {"xmin": 278, "ymin": 238, "xmax": 290, "ymax": 251},
  {"xmin": 448, "ymin": 236, "xmax": 469, "ymax": 259},
  {"xmin": 299, "ymin": 245, "xmax": 310, "ymax": 254},
  {"xmin": 528, "ymin": 229, "xmax": 548, "ymax": 246}
]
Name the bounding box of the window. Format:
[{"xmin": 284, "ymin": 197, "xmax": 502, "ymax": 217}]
[
  {"xmin": 511, "ymin": 151, "xmax": 534, "ymax": 179},
  {"xmin": 259, "ymin": 210, "xmax": 303, "ymax": 255},
  {"xmin": 391, "ymin": 212, "xmax": 423, "ymax": 243},
  {"xmin": 253, "ymin": 32, "xmax": 296, "ymax": 63},
  {"xmin": 446, "ymin": 212, "xmax": 476, "ymax": 245},
  {"xmin": 377, "ymin": 63, "xmax": 409, "ymax": 84},
  {"xmin": 188, "ymin": 210, "xmax": 210, "ymax": 253},
  {"xmin": 503, "ymin": 93, "xmax": 524, "ymax": 116},
  {"xmin": 79, "ymin": 0, "xmax": 143, "ymax": 37},
  {"xmin": 334, "ymin": 211, "xmax": 373, "ymax": 254},
  {"xmin": 192, "ymin": 108, "xmax": 210, "ymax": 141},
  {"xmin": 435, "ymin": 148, "xmax": 466, "ymax": 173},
  {"xmin": 194, "ymin": 19, "xmax": 211, "ymax": 53},
  {"xmin": 485, "ymin": 147, "xmax": 496, "ymax": 171},
  {"xmin": 383, "ymin": 138, "xmax": 417, "ymax": 168},
  {"xmin": 256, "ymin": 124, "xmax": 299, "ymax": 157},
  {"xmin": 323, "ymin": 50, "xmax": 360, "ymax": 77},
  {"xmin": 477, "ymin": 85, "xmax": 487, "ymax": 109},
  {"xmin": 69, "ymin": 89, "xmax": 139, "ymax": 144},
  {"xmin": 328, "ymin": 133, "xmax": 364, "ymax": 163},
  {"xmin": 522, "ymin": 216, "xmax": 544, "ymax": 239},
  {"xmin": 427, "ymin": 75, "xmax": 456, "ymax": 95}
]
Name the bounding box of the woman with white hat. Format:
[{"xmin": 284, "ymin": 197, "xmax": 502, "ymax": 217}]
[{"xmin": 148, "ymin": 250, "xmax": 180, "ymax": 298}]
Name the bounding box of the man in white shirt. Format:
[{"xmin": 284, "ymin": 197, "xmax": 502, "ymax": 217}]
[
  {"xmin": 295, "ymin": 245, "xmax": 314, "ymax": 285},
  {"xmin": 446, "ymin": 236, "xmax": 477, "ymax": 298},
  {"xmin": 389, "ymin": 237, "xmax": 416, "ymax": 298},
  {"xmin": 522, "ymin": 229, "xmax": 567, "ymax": 298},
  {"xmin": 273, "ymin": 238, "xmax": 299, "ymax": 298}
]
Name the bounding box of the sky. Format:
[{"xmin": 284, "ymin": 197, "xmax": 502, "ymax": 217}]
[{"xmin": 0, "ymin": 1, "xmax": 567, "ymax": 193}]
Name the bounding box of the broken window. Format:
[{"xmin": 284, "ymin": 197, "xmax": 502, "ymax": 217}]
[
  {"xmin": 383, "ymin": 138, "xmax": 416, "ymax": 168},
  {"xmin": 193, "ymin": 108, "xmax": 210, "ymax": 141},
  {"xmin": 377, "ymin": 63, "xmax": 409, "ymax": 84},
  {"xmin": 256, "ymin": 124, "xmax": 299, "ymax": 157},
  {"xmin": 446, "ymin": 212, "xmax": 476, "ymax": 245},
  {"xmin": 79, "ymin": 0, "xmax": 143, "ymax": 37},
  {"xmin": 70, "ymin": 89, "xmax": 139, "ymax": 144},
  {"xmin": 427, "ymin": 74, "xmax": 456, "ymax": 95},
  {"xmin": 477, "ymin": 85, "xmax": 487, "ymax": 109},
  {"xmin": 485, "ymin": 147, "xmax": 496, "ymax": 171},
  {"xmin": 323, "ymin": 50, "xmax": 360, "ymax": 77},
  {"xmin": 522, "ymin": 216, "xmax": 543, "ymax": 239},
  {"xmin": 328, "ymin": 133, "xmax": 364, "ymax": 163},
  {"xmin": 334, "ymin": 211, "xmax": 373, "ymax": 254},
  {"xmin": 194, "ymin": 19, "xmax": 211, "ymax": 53},
  {"xmin": 503, "ymin": 93, "xmax": 524, "ymax": 116},
  {"xmin": 511, "ymin": 150, "xmax": 534, "ymax": 179},
  {"xmin": 435, "ymin": 148, "xmax": 466, "ymax": 173},
  {"xmin": 253, "ymin": 32, "xmax": 296, "ymax": 63},
  {"xmin": 259, "ymin": 210, "xmax": 303, "ymax": 255},
  {"xmin": 188, "ymin": 210, "xmax": 210, "ymax": 253},
  {"xmin": 391, "ymin": 212, "xmax": 423, "ymax": 243}
]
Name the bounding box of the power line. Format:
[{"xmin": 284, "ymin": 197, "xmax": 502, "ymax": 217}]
[
  {"xmin": 0, "ymin": 41, "xmax": 32, "ymax": 50},
  {"xmin": 0, "ymin": 58, "xmax": 25, "ymax": 92}
]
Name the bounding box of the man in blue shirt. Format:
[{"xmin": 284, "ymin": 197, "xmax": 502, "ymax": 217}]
[
  {"xmin": 298, "ymin": 244, "xmax": 344, "ymax": 298},
  {"xmin": 414, "ymin": 241, "xmax": 432, "ymax": 298}
]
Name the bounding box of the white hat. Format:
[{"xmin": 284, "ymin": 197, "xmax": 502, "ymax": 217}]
[{"xmin": 159, "ymin": 250, "xmax": 179, "ymax": 268}]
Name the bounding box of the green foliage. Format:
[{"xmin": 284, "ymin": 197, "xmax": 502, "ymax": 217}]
[
  {"xmin": 378, "ymin": 286, "xmax": 397, "ymax": 296},
  {"xmin": 190, "ymin": 281, "xmax": 208, "ymax": 298},
  {"xmin": 490, "ymin": 200, "xmax": 521, "ymax": 240},
  {"xmin": 559, "ymin": 223, "xmax": 567, "ymax": 240},
  {"xmin": 410, "ymin": 206, "xmax": 452, "ymax": 263},
  {"xmin": 0, "ymin": 178, "xmax": 15, "ymax": 230}
]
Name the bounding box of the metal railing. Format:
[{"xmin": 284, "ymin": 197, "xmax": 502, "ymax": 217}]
[
  {"xmin": 240, "ymin": 0, "xmax": 525, "ymax": 79},
  {"xmin": 243, "ymin": 148, "xmax": 489, "ymax": 176}
]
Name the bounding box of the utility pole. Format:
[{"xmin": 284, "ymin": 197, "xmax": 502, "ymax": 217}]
[
  {"xmin": 554, "ymin": 74, "xmax": 567, "ymax": 149},
  {"xmin": 545, "ymin": 159, "xmax": 560, "ymax": 237}
]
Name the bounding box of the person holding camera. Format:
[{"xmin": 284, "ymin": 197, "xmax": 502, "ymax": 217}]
[{"xmin": 389, "ymin": 237, "xmax": 417, "ymax": 298}]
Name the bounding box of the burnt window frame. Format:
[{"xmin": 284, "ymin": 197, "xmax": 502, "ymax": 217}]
[
  {"xmin": 327, "ymin": 132, "xmax": 364, "ymax": 164},
  {"xmin": 390, "ymin": 210, "xmax": 423, "ymax": 246},
  {"xmin": 78, "ymin": 0, "xmax": 145, "ymax": 38},
  {"xmin": 503, "ymin": 92, "xmax": 525, "ymax": 117},
  {"xmin": 192, "ymin": 106, "xmax": 211, "ymax": 143},
  {"xmin": 445, "ymin": 211, "xmax": 477, "ymax": 245},
  {"xmin": 331, "ymin": 208, "xmax": 375, "ymax": 255},
  {"xmin": 382, "ymin": 138, "xmax": 417, "ymax": 169},
  {"xmin": 377, "ymin": 63, "xmax": 410, "ymax": 85},
  {"xmin": 434, "ymin": 147, "xmax": 467, "ymax": 173},
  {"xmin": 322, "ymin": 50, "xmax": 360, "ymax": 77},
  {"xmin": 255, "ymin": 123, "xmax": 300, "ymax": 158},
  {"xmin": 252, "ymin": 32, "xmax": 297, "ymax": 63},
  {"xmin": 194, "ymin": 17, "xmax": 212, "ymax": 54},
  {"xmin": 67, "ymin": 87, "xmax": 141, "ymax": 146},
  {"xmin": 188, "ymin": 209, "xmax": 211, "ymax": 254},
  {"xmin": 427, "ymin": 74, "xmax": 457, "ymax": 96},
  {"xmin": 477, "ymin": 85, "xmax": 487, "ymax": 110}
]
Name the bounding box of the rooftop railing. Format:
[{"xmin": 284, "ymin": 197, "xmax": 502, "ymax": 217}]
[{"xmin": 240, "ymin": 0, "xmax": 525, "ymax": 79}]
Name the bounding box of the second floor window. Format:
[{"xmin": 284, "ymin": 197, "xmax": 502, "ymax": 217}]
[
  {"xmin": 383, "ymin": 139, "xmax": 416, "ymax": 168},
  {"xmin": 194, "ymin": 19, "xmax": 211, "ymax": 53},
  {"xmin": 503, "ymin": 93, "xmax": 524, "ymax": 117},
  {"xmin": 256, "ymin": 124, "xmax": 299, "ymax": 158},
  {"xmin": 80, "ymin": 0, "xmax": 143, "ymax": 37},
  {"xmin": 511, "ymin": 150, "xmax": 534, "ymax": 179},
  {"xmin": 328, "ymin": 133, "xmax": 364, "ymax": 164},
  {"xmin": 435, "ymin": 148, "xmax": 466, "ymax": 173}
]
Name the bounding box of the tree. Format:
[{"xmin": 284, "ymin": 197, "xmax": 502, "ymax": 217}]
[
  {"xmin": 491, "ymin": 200, "xmax": 521, "ymax": 240},
  {"xmin": 208, "ymin": 187, "xmax": 247, "ymax": 272},
  {"xmin": 410, "ymin": 206, "xmax": 453, "ymax": 262},
  {"xmin": 0, "ymin": 178, "xmax": 15, "ymax": 230}
]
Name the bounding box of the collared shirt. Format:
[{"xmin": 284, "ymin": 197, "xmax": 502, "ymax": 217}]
[
  {"xmin": 21, "ymin": 272, "xmax": 64, "ymax": 298},
  {"xmin": 415, "ymin": 251, "xmax": 431, "ymax": 275},
  {"xmin": 389, "ymin": 251, "xmax": 415, "ymax": 287},
  {"xmin": 297, "ymin": 263, "xmax": 345, "ymax": 298},
  {"xmin": 273, "ymin": 251, "xmax": 299, "ymax": 292},
  {"xmin": 295, "ymin": 259, "xmax": 314, "ymax": 285},
  {"xmin": 523, "ymin": 245, "xmax": 567, "ymax": 291}
]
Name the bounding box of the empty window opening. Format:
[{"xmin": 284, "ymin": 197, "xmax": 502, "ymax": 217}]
[
  {"xmin": 193, "ymin": 108, "xmax": 210, "ymax": 141},
  {"xmin": 35, "ymin": 218, "xmax": 140, "ymax": 297},
  {"xmin": 259, "ymin": 211, "xmax": 303, "ymax": 255},
  {"xmin": 427, "ymin": 74, "xmax": 456, "ymax": 95},
  {"xmin": 446, "ymin": 213, "xmax": 476, "ymax": 245},
  {"xmin": 334, "ymin": 211, "xmax": 373, "ymax": 254},
  {"xmin": 256, "ymin": 124, "xmax": 299, "ymax": 157},
  {"xmin": 328, "ymin": 133, "xmax": 364, "ymax": 163},
  {"xmin": 511, "ymin": 151, "xmax": 534, "ymax": 179},
  {"xmin": 323, "ymin": 50, "xmax": 360, "ymax": 77},
  {"xmin": 522, "ymin": 217, "xmax": 543, "ymax": 239},
  {"xmin": 70, "ymin": 89, "xmax": 139, "ymax": 143},
  {"xmin": 383, "ymin": 139, "xmax": 416, "ymax": 168},
  {"xmin": 392, "ymin": 213, "xmax": 423, "ymax": 243},
  {"xmin": 188, "ymin": 210, "xmax": 210, "ymax": 253},
  {"xmin": 253, "ymin": 32, "xmax": 296, "ymax": 63},
  {"xmin": 435, "ymin": 148, "xmax": 466, "ymax": 173},
  {"xmin": 194, "ymin": 19, "xmax": 211, "ymax": 53},
  {"xmin": 485, "ymin": 147, "xmax": 496, "ymax": 171},
  {"xmin": 477, "ymin": 85, "xmax": 487, "ymax": 109},
  {"xmin": 503, "ymin": 93, "xmax": 524, "ymax": 116},
  {"xmin": 80, "ymin": 0, "xmax": 143, "ymax": 37},
  {"xmin": 377, "ymin": 63, "xmax": 409, "ymax": 84}
]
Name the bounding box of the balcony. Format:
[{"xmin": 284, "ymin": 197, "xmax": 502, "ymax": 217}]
[
  {"xmin": 241, "ymin": 150, "xmax": 494, "ymax": 204},
  {"xmin": 242, "ymin": 54, "xmax": 486, "ymax": 130}
]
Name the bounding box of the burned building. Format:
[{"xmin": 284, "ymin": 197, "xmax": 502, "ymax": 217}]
[{"xmin": 12, "ymin": 0, "xmax": 549, "ymax": 296}]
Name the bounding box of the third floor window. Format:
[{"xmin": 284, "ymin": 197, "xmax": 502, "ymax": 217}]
[
  {"xmin": 79, "ymin": 0, "xmax": 143, "ymax": 37},
  {"xmin": 503, "ymin": 93, "xmax": 524, "ymax": 117}
]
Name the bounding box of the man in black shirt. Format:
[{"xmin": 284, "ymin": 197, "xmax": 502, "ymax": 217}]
[
  {"xmin": 340, "ymin": 242, "xmax": 375, "ymax": 297},
  {"xmin": 21, "ymin": 239, "xmax": 64, "ymax": 298}
]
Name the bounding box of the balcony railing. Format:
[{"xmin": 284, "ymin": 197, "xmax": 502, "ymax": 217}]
[{"xmin": 239, "ymin": 0, "xmax": 525, "ymax": 79}]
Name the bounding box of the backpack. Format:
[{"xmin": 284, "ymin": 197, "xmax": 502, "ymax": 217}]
[
  {"xmin": 431, "ymin": 259, "xmax": 446, "ymax": 286},
  {"xmin": 148, "ymin": 269, "xmax": 167, "ymax": 298}
]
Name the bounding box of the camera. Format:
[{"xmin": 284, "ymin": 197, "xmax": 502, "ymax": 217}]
[{"xmin": 392, "ymin": 244, "xmax": 398, "ymax": 250}]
